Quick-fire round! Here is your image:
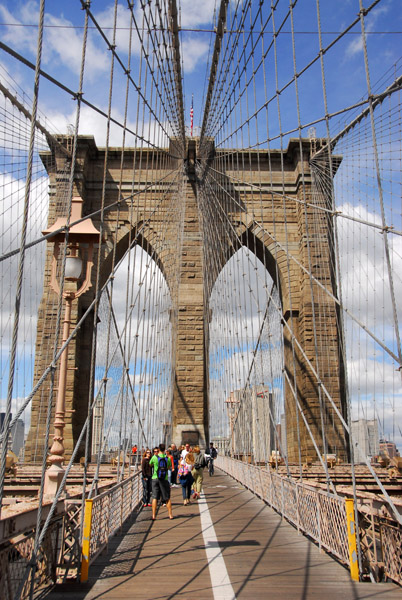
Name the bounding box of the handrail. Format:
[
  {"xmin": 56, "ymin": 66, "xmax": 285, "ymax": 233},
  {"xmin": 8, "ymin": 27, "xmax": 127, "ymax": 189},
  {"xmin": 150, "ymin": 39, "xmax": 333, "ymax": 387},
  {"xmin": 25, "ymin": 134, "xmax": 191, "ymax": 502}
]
[
  {"xmin": 80, "ymin": 470, "xmax": 142, "ymax": 582},
  {"xmin": 216, "ymin": 456, "xmax": 402, "ymax": 586}
]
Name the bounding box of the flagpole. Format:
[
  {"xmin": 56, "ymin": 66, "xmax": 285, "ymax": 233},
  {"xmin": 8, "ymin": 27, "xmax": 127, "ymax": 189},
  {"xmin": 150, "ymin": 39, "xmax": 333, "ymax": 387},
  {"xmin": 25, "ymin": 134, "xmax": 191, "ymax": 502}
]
[{"xmin": 190, "ymin": 94, "xmax": 194, "ymax": 137}]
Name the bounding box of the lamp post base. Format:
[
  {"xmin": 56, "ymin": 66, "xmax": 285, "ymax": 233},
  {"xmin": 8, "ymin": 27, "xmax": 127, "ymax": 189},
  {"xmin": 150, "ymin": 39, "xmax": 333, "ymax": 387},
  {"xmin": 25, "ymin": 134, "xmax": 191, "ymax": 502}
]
[{"xmin": 43, "ymin": 463, "xmax": 64, "ymax": 496}]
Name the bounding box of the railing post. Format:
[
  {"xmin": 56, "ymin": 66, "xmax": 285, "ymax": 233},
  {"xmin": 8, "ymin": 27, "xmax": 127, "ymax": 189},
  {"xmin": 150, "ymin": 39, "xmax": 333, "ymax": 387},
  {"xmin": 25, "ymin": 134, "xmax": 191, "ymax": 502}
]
[
  {"xmin": 80, "ymin": 499, "xmax": 93, "ymax": 583},
  {"xmin": 317, "ymin": 493, "xmax": 322, "ymax": 551},
  {"xmin": 345, "ymin": 498, "xmax": 359, "ymax": 581},
  {"xmin": 120, "ymin": 484, "xmax": 124, "ymax": 530}
]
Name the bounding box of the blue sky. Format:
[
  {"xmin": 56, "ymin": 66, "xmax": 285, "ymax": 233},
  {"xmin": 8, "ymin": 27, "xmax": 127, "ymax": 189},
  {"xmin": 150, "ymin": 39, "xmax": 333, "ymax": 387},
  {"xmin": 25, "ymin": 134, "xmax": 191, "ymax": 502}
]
[{"xmin": 0, "ymin": 1, "xmax": 399, "ymax": 145}]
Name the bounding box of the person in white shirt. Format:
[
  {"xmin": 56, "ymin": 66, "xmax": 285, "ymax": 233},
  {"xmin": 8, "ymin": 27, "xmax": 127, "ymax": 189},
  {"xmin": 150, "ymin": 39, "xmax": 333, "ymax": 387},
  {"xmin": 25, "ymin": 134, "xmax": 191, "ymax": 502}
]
[{"xmin": 181, "ymin": 442, "xmax": 191, "ymax": 460}]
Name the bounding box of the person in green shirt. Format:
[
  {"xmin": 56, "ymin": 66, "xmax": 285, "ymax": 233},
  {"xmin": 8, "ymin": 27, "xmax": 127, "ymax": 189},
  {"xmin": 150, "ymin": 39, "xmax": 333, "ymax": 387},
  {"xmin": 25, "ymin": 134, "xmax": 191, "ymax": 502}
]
[{"xmin": 149, "ymin": 443, "xmax": 173, "ymax": 520}]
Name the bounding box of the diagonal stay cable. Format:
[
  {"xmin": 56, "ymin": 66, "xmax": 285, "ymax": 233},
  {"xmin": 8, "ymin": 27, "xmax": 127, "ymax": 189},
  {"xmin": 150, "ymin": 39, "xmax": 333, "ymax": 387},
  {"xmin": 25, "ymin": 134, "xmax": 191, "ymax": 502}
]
[{"xmin": 0, "ymin": 39, "xmax": 178, "ymax": 156}]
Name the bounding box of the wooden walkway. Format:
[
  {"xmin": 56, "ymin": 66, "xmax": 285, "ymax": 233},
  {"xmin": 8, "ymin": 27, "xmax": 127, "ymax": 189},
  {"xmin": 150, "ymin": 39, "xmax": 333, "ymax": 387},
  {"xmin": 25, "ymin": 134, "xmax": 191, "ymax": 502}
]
[{"xmin": 45, "ymin": 470, "xmax": 401, "ymax": 600}]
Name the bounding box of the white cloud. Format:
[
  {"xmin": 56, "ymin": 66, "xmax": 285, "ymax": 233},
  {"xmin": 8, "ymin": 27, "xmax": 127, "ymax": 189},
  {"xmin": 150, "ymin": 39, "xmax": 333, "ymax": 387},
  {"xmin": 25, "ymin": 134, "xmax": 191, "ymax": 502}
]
[
  {"xmin": 0, "ymin": 2, "xmax": 109, "ymax": 82},
  {"xmin": 0, "ymin": 3, "xmax": 38, "ymax": 56},
  {"xmin": 181, "ymin": 36, "xmax": 210, "ymax": 73},
  {"xmin": 0, "ymin": 166, "xmax": 49, "ymax": 407},
  {"xmin": 44, "ymin": 13, "xmax": 109, "ymax": 82},
  {"xmin": 345, "ymin": 3, "xmax": 390, "ymax": 57},
  {"xmin": 179, "ymin": 0, "xmax": 216, "ymax": 27},
  {"xmin": 335, "ymin": 201, "xmax": 402, "ymax": 451},
  {"xmin": 94, "ymin": 3, "xmax": 142, "ymax": 58},
  {"xmin": 337, "ymin": 202, "xmax": 402, "ymax": 333},
  {"xmin": 45, "ymin": 103, "xmax": 169, "ymax": 148}
]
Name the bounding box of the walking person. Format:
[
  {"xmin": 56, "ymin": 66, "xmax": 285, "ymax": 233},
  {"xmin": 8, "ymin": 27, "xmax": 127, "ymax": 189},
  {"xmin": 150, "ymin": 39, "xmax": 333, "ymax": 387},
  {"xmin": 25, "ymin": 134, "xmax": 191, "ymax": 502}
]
[
  {"xmin": 170, "ymin": 443, "xmax": 180, "ymax": 486},
  {"xmin": 178, "ymin": 452, "xmax": 194, "ymax": 505},
  {"xmin": 181, "ymin": 442, "xmax": 191, "ymax": 461},
  {"xmin": 191, "ymin": 446, "xmax": 206, "ymax": 500},
  {"xmin": 166, "ymin": 448, "xmax": 175, "ymax": 486},
  {"xmin": 205, "ymin": 442, "xmax": 217, "ymax": 476},
  {"xmin": 141, "ymin": 449, "xmax": 152, "ymax": 507},
  {"xmin": 149, "ymin": 443, "xmax": 174, "ymax": 520}
]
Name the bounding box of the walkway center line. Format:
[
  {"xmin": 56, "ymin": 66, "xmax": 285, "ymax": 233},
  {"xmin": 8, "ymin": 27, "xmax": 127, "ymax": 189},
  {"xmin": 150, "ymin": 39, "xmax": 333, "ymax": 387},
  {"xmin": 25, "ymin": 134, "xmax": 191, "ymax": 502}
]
[{"xmin": 198, "ymin": 491, "xmax": 237, "ymax": 600}]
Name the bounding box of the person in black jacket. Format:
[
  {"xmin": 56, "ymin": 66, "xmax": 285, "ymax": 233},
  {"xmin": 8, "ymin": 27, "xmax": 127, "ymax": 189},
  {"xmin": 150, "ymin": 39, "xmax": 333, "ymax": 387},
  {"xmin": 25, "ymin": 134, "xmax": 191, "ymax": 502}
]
[
  {"xmin": 141, "ymin": 449, "xmax": 152, "ymax": 507},
  {"xmin": 170, "ymin": 443, "xmax": 180, "ymax": 486}
]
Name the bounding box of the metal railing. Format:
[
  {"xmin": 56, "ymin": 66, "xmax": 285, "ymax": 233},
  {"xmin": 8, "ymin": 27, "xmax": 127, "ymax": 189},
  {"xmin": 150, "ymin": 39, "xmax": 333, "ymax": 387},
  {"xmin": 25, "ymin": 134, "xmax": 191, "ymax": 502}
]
[
  {"xmin": 81, "ymin": 470, "xmax": 142, "ymax": 581},
  {"xmin": 216, "ymin": 456, "xmax": 349, "ymax": 562},
  {"xmin": 0, "ymin": 498, "xmax": 83, "ymax": 600},
  {"xmin": 0, "ymin": 470, "xmax": 142, "ymax": 599},
  {"xmin": 0, "ymin": 517, "xmax": 62, "ymax": 600},
  {"xmin": 216, "ymin": 455, "xmax": 402, "ymax": 586},
  {"xmin": 381, "ymin": 521, "xmax": 402, "ymax": 584}
]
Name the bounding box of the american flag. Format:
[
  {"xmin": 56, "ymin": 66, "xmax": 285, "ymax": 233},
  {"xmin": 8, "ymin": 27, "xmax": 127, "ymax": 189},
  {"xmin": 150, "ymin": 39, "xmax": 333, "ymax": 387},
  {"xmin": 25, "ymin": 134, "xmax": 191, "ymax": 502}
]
[{"xmin": 190, "ymin": 95, "xmax": 194, "ymax": 137}]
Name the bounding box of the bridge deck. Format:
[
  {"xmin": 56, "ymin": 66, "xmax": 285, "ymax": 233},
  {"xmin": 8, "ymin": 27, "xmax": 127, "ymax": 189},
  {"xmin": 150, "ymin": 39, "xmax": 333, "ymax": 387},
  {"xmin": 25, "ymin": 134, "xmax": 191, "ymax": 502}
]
[{"xmin": 46, "ymin": 470, "xmax": 400, "ymax": 600}]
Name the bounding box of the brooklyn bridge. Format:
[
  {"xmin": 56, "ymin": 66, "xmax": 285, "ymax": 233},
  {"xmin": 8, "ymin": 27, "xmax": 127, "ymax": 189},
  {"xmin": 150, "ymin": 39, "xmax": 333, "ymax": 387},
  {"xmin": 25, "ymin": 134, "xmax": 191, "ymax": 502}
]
[{"xmin": 0, "ymin": 0, "xmax": 401, "ymax": 598}]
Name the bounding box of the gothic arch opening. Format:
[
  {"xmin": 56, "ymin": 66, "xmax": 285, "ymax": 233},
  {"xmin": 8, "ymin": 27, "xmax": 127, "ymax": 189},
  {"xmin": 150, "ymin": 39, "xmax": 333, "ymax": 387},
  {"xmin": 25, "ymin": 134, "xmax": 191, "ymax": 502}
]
[
  {"xmin": 92, "ymin": 245, "xmax": 174, "ymax": 460},
  {"xmin": 208, "ymin": 247, "xmax": 285, "ymax": 461}
]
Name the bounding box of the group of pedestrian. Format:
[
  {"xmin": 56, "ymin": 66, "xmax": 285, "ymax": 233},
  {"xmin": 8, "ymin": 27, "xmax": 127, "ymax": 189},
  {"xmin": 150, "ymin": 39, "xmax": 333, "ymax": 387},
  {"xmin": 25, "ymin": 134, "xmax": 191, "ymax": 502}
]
[{"xmin": 141, "ymin": 441, "xmax": 217, "ymax": 520}]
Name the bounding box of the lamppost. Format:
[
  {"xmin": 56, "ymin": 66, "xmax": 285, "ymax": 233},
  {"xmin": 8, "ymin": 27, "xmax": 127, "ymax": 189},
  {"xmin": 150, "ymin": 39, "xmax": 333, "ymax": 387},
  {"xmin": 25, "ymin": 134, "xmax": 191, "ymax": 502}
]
[{"xmin": 43, "ymin": 196, "xmax": 100, "ymax": 495}]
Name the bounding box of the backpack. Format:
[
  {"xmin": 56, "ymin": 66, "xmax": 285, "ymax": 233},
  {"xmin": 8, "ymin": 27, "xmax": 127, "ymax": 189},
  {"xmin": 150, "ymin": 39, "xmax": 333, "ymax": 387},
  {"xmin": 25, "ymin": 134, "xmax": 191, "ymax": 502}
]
[
  {"xmin": 157, "ymin": 455, "xmax": 168, "ymax": 480},
  {"xmin": 195, "ymin": 453, "xmax": 206, "ymax": 469}
]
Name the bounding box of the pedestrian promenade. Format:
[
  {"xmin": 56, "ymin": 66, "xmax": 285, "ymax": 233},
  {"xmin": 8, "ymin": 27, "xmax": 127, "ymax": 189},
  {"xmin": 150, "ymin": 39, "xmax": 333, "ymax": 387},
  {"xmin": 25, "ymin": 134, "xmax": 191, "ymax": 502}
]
[{"xmin": 45, "ymin": 469, "xmax": 401, "ymax": 600}]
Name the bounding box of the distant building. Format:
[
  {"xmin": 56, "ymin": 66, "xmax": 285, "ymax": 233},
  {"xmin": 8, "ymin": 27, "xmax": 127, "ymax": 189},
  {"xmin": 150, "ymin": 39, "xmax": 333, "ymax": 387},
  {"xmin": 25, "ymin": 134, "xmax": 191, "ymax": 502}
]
[
  {"xmin": 226, "ymin": 387, "xmax": 275, "ymax": 462},
  {"xmin": 351, "ymin": 419, "xmax": 379, "ymax": 463},
  {"xmin": 0, "ymin": 413, "xmax": 25, "ymax": 457},
  {"xmin": 0, "ymin": 412, "xmax": 8, "ymax": 433},
  {"xmin": 10, "ymin": 419, "xmax": 25, "ymax": 457},
  {"xmin": 379, "ymin": 439, "xmax": 400, "ymax": 459}
]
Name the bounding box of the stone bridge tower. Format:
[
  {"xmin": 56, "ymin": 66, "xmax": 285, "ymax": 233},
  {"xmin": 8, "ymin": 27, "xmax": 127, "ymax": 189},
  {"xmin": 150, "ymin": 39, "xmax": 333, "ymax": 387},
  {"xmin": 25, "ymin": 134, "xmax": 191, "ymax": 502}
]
[{"xmin": 25, "ymin": 136, "xmax": 347, "ymax": 463}]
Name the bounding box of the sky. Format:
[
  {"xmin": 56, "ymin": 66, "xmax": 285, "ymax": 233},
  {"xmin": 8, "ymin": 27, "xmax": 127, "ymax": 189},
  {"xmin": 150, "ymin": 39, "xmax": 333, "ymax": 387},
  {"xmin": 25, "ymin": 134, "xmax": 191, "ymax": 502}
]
[
  {"xmin": 0, "ymin": 0, "xmax": 401, "ymax": 455},
  {"xmin": 0, "ymin": 1, "xmax": 398, "ymax": 145}
]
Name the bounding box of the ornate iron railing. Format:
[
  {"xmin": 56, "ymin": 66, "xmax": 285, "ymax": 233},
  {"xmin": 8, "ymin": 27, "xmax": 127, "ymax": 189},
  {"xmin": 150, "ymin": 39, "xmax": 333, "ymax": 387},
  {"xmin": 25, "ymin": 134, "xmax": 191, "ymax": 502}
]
[
  {"xmin": 216, "ymin": 455, "xmax": 402, "ymax": 586},
  {"xmin": 0, "ymin": 516, "xmax": 62, "ymax": 600},
  {"xmin": 0, "ymin": 471, "xmax": 142, "ymax": 599},
  {"xmin": 381, "ymin": 521, "xmax": 402, "ymax": 584},
  {"xmin": 216, "ymin": 456, "xmax": 349, "ymax": 562},
  {"xmin": 81, "ymin": 470, "xmax": 142, "ymax": 581}
]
